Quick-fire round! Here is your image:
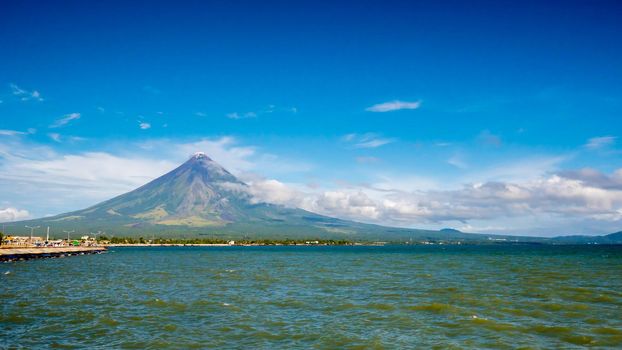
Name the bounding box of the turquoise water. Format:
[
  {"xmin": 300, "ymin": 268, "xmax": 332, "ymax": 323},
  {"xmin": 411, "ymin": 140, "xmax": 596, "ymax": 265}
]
[{"xmin": 2, "ymin": 245, "xmax": 622, "ymax": 349}]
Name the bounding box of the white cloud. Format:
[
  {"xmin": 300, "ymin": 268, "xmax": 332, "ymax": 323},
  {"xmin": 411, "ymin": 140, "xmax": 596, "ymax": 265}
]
[
  {"xmin": 0, "ymin": 129, "xmax": 27, "ymax": 136},
  {"xmin": 366, "ymin": 100, "xmax": 421, "ymax": 112},
  {"xmin": 50, "ymin": 113, "xmax": 80, "ymax": 128},
  {"xmin": 10, "ymin": 84, "xmax": 26, "ymax": 95},
  {"xmin": 10, "ymin": 83, "xmax": 43, "ymax": 102},
  {"xmin": 213, "ymin": 151, "xmax": 618, "ymax": 234},
  {"xmin": 264, "ymin": 105, "xmax": 298, "ymax": 114},
  {"xmin": 227, "ymin": 112, "xmax": 257, "ymax": 119},
  {"xmin": 226, "ymin": 105, "xmax": 296, "ymax": 119},
  {"xmin": 0, "ymin": 207, "xmax": 30, "ymax": 222},
  {"xmin": 139, "ymin": 122, "xmax": 151, "ymax": 130},
  {"xmin": 343, "ymin": 133, "xmax": 396, "ymax": 149},
  {"xmin": 355, "ymin": 138, "xmax": 393, "ymax": 149},
  {"xmin": 585, "ymin": 136, "xmax": 616, "ymax": 150}
]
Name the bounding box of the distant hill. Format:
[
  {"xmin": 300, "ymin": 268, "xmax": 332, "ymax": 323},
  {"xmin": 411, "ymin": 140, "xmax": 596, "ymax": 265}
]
[
  {"xmin": 3, "ymin": 153, "xmax": 619, "ymax": 243},
  {"xmin": 550, "ymin": 231, "xmax": 622, "ymax": 244}
]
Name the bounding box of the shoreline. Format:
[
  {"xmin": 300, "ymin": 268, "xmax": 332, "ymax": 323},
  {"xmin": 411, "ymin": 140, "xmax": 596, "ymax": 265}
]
[
  {"xmin": 105, "ymin": 243, "xmax": 358, "ymax": 247},
  {"xmin": 0, "ymin": 246, "xmax": 107, "ymax": 262}
]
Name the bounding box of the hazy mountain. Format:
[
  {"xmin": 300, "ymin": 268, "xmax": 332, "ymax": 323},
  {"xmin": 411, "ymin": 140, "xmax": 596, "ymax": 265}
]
[
  {"xmin": 4, "ymin": 153, "xmax": 619, "ymax": 243},
  {"xmin": 549, "ymin": 231, "xmax": 622, "ymax": 244}
]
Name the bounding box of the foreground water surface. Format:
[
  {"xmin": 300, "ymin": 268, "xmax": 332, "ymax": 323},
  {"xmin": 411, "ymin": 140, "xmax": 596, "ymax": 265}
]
[{"xmin": 2, "ymin": 245, "xmax": 622, "ymax": 349}]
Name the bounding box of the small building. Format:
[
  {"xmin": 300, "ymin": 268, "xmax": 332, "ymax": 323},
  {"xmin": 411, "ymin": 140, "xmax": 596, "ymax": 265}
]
[
  {"xmin": 3, "ymin": 236, "xmax": 44, "ymax": 246},
  {"xmin": 48, "ymin": 239, "xmax": 65, "ymax": 247}
]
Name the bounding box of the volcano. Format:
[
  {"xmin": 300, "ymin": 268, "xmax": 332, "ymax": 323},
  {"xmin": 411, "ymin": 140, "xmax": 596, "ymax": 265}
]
[{"xmin": 8, "ymin": 153, "xmax": 481, "ymax": 240}]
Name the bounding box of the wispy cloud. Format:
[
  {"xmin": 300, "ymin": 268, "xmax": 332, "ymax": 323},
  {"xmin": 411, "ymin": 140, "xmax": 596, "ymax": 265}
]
[
  {"xmin": 10, "ymin": 83, "xmax": 44, "ymax": 102},
  {"xmin": 355, "ymin": 138, "xmax": 394, "ymax": 149},
  {"xmin": 195, "ymin": 112, "xmax": 207, "ymax": 117},
  {"xmin": 343, "ymin": 133, "xmax": 396, "ymax": 149},
  {"xmin": 46, "ymin": 132, "xmax": 84, "ymax": 143},
  {"xmin": 48, "ymin": 133, "xmax": 61, "ymax": 142},
  {"xmin": 226, "ymin": 105, "xmax": 297, "ymax": 120},
  {"xmin": 585, "ymin": 136, "xmax": 616, "ymax": 150},
  {"xmin": 227, "ymin": 112, "xmax": 257, "ymax": 120},
  {"xmin": 264, "ymin": 105, "xmax": 298, "ymax": 114},
  {"xmin": 50, "ymin": 113, "xmax": 81, "ymax": 128},
  {"xmin": 0, "ymin": 129, "xmax": 27, "ymax": 136},
  {"xmin": 447, "ymin": 154, "xmax": 467, "ymax": 169},
  {"xmin": 139, "ymin": 122, "xmax": 151, "ymax": 130},
  {"xmin": 366, "ymin": 100, "xmax": 421, "ymax": 112}
]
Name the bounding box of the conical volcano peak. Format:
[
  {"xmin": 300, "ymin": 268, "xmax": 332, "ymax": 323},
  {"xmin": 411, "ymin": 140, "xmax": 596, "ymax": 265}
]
[
  {"xmin": 192, "ymin": 152, "xmax": 211, "ymax": 161},
  {"xmin": 180, "ymin": 152, "xmax": 241, "ymax": 184}
]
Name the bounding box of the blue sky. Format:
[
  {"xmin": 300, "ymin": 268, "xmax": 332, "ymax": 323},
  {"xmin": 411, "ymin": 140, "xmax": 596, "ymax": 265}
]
[{"xmin": 1, "ymin": 0, "xmax": 621, "ymax": 236}]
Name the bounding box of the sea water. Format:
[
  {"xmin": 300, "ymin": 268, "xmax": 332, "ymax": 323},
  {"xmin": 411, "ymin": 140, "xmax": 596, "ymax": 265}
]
[{"xmin": 1, "ymin": 245, "xmax": 621, "ymax": 349}]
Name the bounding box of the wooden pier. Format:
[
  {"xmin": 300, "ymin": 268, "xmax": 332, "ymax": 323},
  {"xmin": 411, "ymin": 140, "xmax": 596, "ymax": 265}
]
[{"xmin": 0, "ymin": 246, "xmax": 107, "ymax": 262}]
